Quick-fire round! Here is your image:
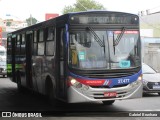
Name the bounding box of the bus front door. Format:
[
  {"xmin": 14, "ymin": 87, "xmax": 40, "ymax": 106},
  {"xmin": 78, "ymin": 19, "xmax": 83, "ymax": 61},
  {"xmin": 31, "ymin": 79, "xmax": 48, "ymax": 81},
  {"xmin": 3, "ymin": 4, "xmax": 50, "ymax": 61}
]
[
  {"xmin": 56, "ymin": 27, "xmax": 67, "ymax": 100},
  {"xmin": 25, "ymin": 33, "xmax": 33, "ymax": 89}
]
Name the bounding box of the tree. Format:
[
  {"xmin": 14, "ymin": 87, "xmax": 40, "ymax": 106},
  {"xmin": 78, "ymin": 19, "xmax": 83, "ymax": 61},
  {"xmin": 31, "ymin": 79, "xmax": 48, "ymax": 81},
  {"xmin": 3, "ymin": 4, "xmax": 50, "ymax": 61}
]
[
  {"xmin": 26, "ymin": 15, "xmax": 38, "ymax": 26},
  {"xmin": 62, "ymin": 0, "xmax": 106, "ymax": 14}
]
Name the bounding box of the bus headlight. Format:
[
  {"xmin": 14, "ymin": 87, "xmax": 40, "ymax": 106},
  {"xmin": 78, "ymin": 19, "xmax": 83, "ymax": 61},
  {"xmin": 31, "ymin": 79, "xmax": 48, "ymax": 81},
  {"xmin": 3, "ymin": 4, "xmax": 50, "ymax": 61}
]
[
  {"xmin": 69, "ymin": 77, "xmax": 82, "ymax": 88},
  {"xmin": 130, "ymin": 75, "xmax": 143, "ymax": 87},
  {"xmin": 70, "ymin": 79, "xmax": 77, "ymax": 85},
  {"xmin": 138, "ymin": 75, "xmax": 142, "ymax": 81}
]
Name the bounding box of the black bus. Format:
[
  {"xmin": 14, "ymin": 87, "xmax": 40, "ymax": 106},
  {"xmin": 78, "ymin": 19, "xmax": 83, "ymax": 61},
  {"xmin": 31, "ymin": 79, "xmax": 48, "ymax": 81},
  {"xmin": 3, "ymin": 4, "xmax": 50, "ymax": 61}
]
[{"xmin": 7, "ymin": 11, "xmax": 142, "ymax": 105}]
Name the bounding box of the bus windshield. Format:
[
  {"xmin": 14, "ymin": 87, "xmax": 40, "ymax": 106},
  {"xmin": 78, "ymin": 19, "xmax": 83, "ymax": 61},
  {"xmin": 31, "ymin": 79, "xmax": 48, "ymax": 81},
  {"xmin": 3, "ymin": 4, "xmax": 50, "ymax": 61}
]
[{"xmin": 69, "ymin": 29, "xmax": 141, "ymax": 70}]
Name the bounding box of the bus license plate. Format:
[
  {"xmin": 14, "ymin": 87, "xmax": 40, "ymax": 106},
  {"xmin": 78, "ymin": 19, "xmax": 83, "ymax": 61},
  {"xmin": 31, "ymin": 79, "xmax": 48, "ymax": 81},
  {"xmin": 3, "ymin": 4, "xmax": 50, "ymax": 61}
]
[
  {"xmin": 153, "ymin": 85, "xmax": 160, "ymax": 90},
  {"xmin": 104, "ymin": 92, "xmax": 117, "ymax": 97}
]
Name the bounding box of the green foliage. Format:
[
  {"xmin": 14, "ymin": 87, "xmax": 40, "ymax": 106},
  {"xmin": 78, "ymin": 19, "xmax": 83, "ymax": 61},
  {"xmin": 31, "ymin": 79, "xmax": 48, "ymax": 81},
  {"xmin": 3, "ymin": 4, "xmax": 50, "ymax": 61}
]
[
  {"xmin": 62, "ymin": 0, "xmax": 106, "ymax": 14},
  {"xmin": 26, "ymin": 16, "xmax": 38, "ymax": 26},
  {"xmin": 6, "ymin": 21, "xmax": 12, "ymax": 26}
]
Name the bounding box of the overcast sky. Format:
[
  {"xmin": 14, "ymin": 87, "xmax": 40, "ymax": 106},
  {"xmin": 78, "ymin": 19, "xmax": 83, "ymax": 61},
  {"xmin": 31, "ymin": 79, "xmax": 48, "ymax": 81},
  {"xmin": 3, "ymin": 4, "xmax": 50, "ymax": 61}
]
[{"xmin": 0, "ymin": 0, "xmax": 160, "ymax": 21}]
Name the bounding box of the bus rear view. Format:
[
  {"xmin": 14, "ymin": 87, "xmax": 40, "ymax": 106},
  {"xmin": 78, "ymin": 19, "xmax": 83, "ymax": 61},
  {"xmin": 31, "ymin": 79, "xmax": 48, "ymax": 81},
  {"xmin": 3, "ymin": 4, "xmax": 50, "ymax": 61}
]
[{"xmin": 67, "ymin": 11, "xmax": 142, "ymax": 104}]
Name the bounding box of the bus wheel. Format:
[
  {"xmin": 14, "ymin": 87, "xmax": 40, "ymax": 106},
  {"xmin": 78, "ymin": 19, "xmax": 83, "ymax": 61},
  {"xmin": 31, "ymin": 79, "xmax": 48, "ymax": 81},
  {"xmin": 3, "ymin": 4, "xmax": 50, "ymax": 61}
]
[
  {"xmin": 102, "ymin": 100, "xmax": 115, "ymax": 105},
  {"xmin": 158, "ymin": 93, "xmax": 160, "ymax": 96},
  {"xmin": 47, "ymin": 82, "xmax": 58, "ymax": 106}
]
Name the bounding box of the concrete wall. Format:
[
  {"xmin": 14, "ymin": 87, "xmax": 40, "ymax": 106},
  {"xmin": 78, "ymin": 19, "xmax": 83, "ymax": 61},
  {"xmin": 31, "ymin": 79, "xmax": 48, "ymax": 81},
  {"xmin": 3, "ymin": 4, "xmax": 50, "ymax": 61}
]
[{"xmin": 143, "ymin": 43, "xmax": 160, "ymax": 72}]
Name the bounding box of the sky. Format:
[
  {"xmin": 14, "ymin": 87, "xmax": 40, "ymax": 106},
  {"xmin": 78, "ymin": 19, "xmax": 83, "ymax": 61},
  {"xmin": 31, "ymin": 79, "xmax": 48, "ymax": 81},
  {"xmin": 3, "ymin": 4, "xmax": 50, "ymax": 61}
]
[{"xmin": 0, "ymin": 0, "xmax": 160, "ymax": 22}]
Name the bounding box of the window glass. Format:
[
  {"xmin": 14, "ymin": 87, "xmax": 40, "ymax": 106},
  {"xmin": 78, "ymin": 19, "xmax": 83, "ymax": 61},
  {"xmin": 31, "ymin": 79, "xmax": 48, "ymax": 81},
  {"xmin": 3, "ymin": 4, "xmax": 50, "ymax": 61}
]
[
  {"xmin": 46, "ymin": 41, "xmax": 54, "ymax": 55},
  {"xmin": 17, "ymin": 35, "xmax": 21, "ymax": 45},
  {"xmin": 34, "ymin": 31, "xmax": 37, "ymax": 42},
  {"xmin": 47, "ymin": 27, "xmax": 54, "ymax": 40},
  {"xmin": 33, "ymin": 43, "xmax": 37, "ymax": 55},
  {"xmin": 38, "ymin": 42, "xmax": 44, "ymax": 55},
  {"xmin": 60, "ymin": 29, "xmax": 64, "ymax": 58},
  {"xmin": 39, "ymin": 29, "xmax": 44, "ymax": 42},
  {"xmin": 22, "ymin": 34, "xmax": 25, "ymax": 44}
]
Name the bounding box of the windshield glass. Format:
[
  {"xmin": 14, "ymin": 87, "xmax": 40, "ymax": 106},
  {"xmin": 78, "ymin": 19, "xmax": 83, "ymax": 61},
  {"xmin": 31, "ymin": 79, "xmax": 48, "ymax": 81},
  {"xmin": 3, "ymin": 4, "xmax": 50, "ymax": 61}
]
[{"xmin": 69, "ymin": 29, "xmax": 141, "ymax": 70}]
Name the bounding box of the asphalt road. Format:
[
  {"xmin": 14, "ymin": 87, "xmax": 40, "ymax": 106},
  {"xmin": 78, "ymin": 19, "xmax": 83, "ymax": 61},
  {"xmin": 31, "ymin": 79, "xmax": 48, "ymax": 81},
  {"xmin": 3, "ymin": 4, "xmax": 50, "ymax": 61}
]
[{"xmin": 0, "ymin": 76, "xmax": 160, "ymax": 118}]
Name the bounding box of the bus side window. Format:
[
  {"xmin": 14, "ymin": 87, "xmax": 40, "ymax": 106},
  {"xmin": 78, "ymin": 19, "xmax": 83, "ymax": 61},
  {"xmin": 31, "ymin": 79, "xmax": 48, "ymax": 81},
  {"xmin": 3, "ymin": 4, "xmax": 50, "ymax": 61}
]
[
  {"xmin": 46, "ymin": 27, "xmax": 55, "ymax": 56},
  {"xmin": 60, "ymin": 29, "xmax": 64, "ymax": 59},
  {"xmin": 33, "ymin": 31, "xmax": 37, "ymax": 55},
  {"xmin": 37, "ymin": 29, "xmax": 44, "ymax": 56},
  {"xmin": 21, "ymin": 34, "xmax": 25, "ymax": 55}
]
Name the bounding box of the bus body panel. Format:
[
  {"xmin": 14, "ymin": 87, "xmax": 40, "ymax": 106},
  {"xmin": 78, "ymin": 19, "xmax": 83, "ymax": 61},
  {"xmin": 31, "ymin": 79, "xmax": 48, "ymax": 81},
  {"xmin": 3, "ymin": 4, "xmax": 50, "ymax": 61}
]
[{"xmin": 67, "ymin": 70, "xmax": 142, "ymax": 103}]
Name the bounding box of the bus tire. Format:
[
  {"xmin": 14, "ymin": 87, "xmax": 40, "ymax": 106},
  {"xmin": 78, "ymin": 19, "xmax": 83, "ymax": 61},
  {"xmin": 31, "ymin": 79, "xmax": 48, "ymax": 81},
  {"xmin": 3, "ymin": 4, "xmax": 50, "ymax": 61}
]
[
  {"xmin": 46, "ymin": 78, "xmax": 58, "ymax": 106},
  {"xmin": 102, "ymin": 100, "xmax": 115, "ymax": 105},
  {"xmin": 158, "ymin": 93, "xmax": 160, "ymax": 96}
]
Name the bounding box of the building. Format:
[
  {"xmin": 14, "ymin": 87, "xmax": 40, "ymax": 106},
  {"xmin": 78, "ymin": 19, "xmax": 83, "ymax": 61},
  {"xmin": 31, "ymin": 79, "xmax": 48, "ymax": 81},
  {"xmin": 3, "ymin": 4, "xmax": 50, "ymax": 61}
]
[
  {"xmin": 45, "ymin": 13, "xmax": 59, "ymax": 21},
  {"xmin": 140, "ymin": 11, "xmax": 160, "ymax": 37}
]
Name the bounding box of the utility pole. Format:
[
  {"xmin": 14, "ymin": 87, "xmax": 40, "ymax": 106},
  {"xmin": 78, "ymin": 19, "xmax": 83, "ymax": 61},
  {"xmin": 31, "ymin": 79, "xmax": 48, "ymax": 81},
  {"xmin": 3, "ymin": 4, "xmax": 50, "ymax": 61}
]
[{"xmin": 30, "ymin": 14, "xmax": 32, "ymax": 26}]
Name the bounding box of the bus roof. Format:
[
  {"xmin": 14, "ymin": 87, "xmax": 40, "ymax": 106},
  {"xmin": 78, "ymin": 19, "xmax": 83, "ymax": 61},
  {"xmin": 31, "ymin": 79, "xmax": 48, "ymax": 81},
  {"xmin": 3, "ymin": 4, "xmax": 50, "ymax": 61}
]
[{"xmin": 7, "ymin": 11, "xmax": 138, "ymax": 36}]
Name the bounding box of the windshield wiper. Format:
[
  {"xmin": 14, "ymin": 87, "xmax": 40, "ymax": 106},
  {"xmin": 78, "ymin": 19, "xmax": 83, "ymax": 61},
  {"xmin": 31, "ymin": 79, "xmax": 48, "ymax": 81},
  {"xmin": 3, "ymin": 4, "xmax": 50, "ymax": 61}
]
[
  {"xmin": 113, "ymin": 27, "xmax": 126, "ymax": 46},
  {"xmin": 113, "ymin": 27, "xmax": 125, "ymax": 54},
  {"xmin": 86, "ymin": 26, "xmax": 105, "ymax": 47}
]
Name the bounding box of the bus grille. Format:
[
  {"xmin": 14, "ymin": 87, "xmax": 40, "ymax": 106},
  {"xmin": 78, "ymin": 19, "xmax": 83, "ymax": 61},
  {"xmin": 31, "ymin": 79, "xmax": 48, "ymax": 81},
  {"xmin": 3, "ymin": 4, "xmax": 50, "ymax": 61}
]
[
  {"xmin": 90, "ymin": 84, "xmax": 128, "ymax": 88},
  {"xmin": 82, "ymin": 71, "xmax": 136, "ymax": 79}
]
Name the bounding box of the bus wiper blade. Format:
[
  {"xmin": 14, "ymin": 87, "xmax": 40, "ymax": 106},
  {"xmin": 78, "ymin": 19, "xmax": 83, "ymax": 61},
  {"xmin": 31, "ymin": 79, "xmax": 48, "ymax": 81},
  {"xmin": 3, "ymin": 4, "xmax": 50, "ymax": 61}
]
[
  {"xmin": 113, "ymin": 27, "xmax": 126, "ymax": 46},
  {"xmin": 86, "ymin": 27, "xmax": 105, "ymax": 47}
]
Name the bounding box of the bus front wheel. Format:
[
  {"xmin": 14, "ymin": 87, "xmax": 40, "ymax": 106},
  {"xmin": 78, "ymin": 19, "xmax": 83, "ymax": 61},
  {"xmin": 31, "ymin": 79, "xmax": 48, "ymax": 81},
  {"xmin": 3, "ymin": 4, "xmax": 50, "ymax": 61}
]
[{"xmin": 102, "ymin": 100, "xmax": 115, "ymax": 105}]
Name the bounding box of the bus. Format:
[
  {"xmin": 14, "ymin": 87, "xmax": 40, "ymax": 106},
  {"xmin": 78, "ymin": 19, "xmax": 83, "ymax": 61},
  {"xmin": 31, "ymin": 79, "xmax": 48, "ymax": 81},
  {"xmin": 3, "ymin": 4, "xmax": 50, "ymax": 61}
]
[
  {"xmin": 0, "ymin": 46, "xmax": 7, "ymax": 77},
  {"xmin": 7, "ymin": 11, "xmax": 142, "ymax": 105}
]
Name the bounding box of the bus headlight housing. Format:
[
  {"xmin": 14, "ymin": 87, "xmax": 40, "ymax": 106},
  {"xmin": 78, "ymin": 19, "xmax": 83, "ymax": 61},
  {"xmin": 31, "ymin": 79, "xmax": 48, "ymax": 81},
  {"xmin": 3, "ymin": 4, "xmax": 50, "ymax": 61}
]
[
  {"xmin": 69, "ymin": 77, "xmax": 82, "ymax": 88},
  {"xmin": 70, "ymin": 79, "xmax": 77, "ymax": 85},
  {"xmin": 130, "ymin": 74, "xmax": 142, "ymax": 87},
  {"xmin": 138, "ymin": 74, "xmax": 142, "ymax": 81}
]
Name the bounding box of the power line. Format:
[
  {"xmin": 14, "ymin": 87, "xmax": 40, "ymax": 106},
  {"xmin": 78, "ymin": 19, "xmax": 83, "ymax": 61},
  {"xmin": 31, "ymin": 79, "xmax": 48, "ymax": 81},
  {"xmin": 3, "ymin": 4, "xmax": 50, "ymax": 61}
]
[
  {"xmin": 77, "ymin": 0, "xmax": 87, "ymax": 11},
  {"xmin": 150, "ymin": 5, "xmax": 160, "ymax": 11}
]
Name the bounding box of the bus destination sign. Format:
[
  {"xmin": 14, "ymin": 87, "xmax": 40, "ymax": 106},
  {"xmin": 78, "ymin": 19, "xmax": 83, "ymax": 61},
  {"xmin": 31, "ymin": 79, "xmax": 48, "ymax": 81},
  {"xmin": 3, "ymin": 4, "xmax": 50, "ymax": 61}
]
[{"xmin": 70, "ymin": 15, "xmax": 138, "ymax": 24}]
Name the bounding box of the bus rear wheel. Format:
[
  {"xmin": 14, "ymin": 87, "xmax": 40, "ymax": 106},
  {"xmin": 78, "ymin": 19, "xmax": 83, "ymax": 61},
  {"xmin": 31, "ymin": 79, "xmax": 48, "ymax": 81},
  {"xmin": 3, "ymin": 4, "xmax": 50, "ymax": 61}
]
[
  {"xmin": 47, "ymin": 80, "xmax": 59, "ymax": 106},
  {"xmin": 102, "ymin": 100, "xmax": 115, "ymax": 105},
  {"xmin": 158, "ymin": 93, "xmax": 160, "ymax": 96}
]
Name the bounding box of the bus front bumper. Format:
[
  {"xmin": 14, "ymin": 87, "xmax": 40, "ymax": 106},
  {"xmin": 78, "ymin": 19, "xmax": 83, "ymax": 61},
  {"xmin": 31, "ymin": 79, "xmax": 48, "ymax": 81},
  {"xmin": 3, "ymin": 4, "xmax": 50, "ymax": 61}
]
[{"xmin": 67, "ymin": 81, "xmax": 143, "ymax": 103}]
